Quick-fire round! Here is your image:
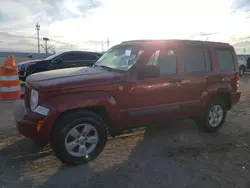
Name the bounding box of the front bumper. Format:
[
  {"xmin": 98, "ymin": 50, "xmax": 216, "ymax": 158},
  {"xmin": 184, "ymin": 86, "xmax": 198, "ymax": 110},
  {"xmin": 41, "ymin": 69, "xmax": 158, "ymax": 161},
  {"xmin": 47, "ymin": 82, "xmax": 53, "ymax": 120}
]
[
  {"xmin": 14, "ymin": 99, "xmax": 50, "ymax": 143},
  {"xmin": 18, "ymin": 70, "xmax": 26, "ymax": 81}
]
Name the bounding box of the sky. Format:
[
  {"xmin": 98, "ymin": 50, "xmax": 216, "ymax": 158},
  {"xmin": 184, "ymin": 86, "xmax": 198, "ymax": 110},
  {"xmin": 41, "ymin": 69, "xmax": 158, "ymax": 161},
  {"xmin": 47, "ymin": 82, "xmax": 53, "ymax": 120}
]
[{"xmin": 0, "ymin": 0, "xmax": 250, "ymax": 53}]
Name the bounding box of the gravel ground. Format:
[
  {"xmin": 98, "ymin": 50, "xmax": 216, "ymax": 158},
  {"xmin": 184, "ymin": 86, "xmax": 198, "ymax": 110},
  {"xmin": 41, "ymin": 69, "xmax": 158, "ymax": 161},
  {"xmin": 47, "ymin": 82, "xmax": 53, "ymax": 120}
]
[{"xmin": 1, "ymin": 77, "xmax": 250, "ymax": 188}]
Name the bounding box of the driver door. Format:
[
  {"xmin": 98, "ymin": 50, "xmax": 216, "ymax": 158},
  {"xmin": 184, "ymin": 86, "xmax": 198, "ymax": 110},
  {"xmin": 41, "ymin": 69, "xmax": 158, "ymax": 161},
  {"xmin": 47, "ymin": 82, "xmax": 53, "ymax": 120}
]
[
  {"xmin": 119, "ymin": 47, "xmax": 183, "ymax": 126},
  {"xmin": 48, "ymin": 52, "xmax": 79, "ymax": 70}
]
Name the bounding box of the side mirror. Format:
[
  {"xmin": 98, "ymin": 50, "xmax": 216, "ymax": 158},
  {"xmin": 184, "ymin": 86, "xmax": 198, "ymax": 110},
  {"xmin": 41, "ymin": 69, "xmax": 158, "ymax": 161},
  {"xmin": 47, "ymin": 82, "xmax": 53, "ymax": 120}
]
[{"xmin": 139, "ymin": 65, "xmax": 160, "ymax": 79}]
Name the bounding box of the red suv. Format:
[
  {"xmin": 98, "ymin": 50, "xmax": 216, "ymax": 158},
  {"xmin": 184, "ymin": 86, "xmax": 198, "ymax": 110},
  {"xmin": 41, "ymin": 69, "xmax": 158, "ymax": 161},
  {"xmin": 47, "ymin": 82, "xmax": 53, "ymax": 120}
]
[{"xmin": 14, "ymin": 40, "xmax": 241, "ymax": 165}]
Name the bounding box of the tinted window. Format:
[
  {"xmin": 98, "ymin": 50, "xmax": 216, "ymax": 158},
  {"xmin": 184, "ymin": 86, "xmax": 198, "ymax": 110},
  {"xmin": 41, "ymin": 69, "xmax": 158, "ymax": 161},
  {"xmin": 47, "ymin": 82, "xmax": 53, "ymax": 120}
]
[
  {"xmin": 184, "ymin": 47, "xmax": 206, "ymax": 73},
  {"xmin": 204, "ymin": 48, "xmax": 211, "ymax": 71},
  {"xmin": 80, "ymin": 53, "xmax": 99, "ymax": 61},
  {"xmin": 60, "ymin": 53, "xmax": 79, "ymax": 61},
  {"xmin": 216, "ymin": 50, "xmax": 234, "ymax": 71},
  {"xmin": 146, "ymin": 49, "xmax": 177, "ymax": 75}
]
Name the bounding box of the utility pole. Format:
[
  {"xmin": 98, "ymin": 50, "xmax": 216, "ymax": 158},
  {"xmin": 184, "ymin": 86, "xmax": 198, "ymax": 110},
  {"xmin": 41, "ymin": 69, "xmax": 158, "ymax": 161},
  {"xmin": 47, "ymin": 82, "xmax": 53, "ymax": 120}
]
[
  {"xmin": 101, "ymin": 41, "xmax": 104, "ymax": 52},
  {"xmin": 35, "ymin": 22, "xmax": 40, "ymax": 53},
  {"xmin": 106, "ymin": 37, "xmax": 110, "ymax": 50}
]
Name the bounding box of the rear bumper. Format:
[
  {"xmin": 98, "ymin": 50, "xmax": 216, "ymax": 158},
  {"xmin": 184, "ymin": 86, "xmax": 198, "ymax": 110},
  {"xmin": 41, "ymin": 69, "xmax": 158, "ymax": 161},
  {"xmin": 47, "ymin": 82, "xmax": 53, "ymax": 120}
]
[
  {"xmin": 231, "ymin": 91, "xmax": 241, "ymax": 106},
  {"xmin": 14, "ymin": 100, "xmax": 50, "ymax": 143}
]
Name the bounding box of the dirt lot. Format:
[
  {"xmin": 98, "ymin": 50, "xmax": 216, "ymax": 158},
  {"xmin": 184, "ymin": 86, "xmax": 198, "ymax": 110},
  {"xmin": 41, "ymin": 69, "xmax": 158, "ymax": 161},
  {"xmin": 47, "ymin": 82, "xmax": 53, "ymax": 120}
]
[{"xmin": 1, "ymin": 77, "xmax": 250, "ymax": 188}]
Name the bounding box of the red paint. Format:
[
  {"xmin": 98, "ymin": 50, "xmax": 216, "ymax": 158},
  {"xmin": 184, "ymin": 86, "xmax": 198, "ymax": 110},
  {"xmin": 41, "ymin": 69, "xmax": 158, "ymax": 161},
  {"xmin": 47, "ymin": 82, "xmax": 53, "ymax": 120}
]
[{"xmin": 14, "ymin": 40, "xmax": 241, "ymax": 143}]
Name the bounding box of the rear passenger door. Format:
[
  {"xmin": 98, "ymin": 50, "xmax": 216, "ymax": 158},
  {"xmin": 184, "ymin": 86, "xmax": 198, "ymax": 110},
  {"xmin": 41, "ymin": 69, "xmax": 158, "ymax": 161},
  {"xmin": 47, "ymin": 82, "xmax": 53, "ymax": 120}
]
[
  {"xmin": 179, "ymin": 45, "xmax": 213, "ymax": 115},
  {"xmin": 215, "ymin": 49, "xmax": 238, "ymax": 92}
]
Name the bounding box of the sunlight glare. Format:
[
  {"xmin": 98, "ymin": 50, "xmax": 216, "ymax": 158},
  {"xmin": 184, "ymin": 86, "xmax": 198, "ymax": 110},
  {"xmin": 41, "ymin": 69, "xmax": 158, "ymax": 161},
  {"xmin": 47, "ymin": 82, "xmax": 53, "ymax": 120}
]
[{"xmin": 65, "ymin": 0, "xmax": 81, "ymax": 16}]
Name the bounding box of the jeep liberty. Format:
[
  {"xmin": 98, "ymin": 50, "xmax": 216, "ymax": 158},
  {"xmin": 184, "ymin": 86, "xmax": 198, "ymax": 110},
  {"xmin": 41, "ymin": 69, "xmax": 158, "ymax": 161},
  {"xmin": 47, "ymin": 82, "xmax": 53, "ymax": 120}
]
[{"xmin": 14, "ymin": 40, "xmax": 241, "ymax": 165}]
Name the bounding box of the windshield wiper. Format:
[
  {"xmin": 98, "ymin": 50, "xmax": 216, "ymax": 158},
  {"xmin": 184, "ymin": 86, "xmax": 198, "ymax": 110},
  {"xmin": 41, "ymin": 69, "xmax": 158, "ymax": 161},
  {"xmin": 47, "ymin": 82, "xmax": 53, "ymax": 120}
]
[
  {"xmin": 94, "ymin": 64, "xmax": 126, "ymax": 73},
  {"xmin": 95, "ymin": 65, "xmax": 114, "ymax": 71}
]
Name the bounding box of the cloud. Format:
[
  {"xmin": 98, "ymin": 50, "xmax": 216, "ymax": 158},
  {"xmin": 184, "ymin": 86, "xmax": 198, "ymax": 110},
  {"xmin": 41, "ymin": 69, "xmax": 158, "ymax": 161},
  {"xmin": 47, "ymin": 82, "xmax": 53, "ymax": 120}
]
[
  {"xmin": 231, "ymin": 0, "xmax": 250, "ymax": 11},
  {"xmin": 0, "ymin": 30, "xmax": 104, "ymax": 53},
  {"xmin": 1, "ymin": 0, "xmax": 250, "ymax": 54},
  {"xmin": 0, "ymin": 0, "xmax": 104, "ymax": 52}
]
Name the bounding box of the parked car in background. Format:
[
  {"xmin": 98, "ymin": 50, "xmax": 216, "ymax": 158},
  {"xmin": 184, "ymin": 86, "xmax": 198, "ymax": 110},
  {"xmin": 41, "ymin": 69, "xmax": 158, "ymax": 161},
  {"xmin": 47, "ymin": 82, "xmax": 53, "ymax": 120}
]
[
  {"xmin": 237, "ymin": 56, "xmax": 247, "ymax": 77},
  {"xmin": 14, "ymin": 39, "xmax": 241, "ymax": 165},
  {"xmin": 17, "ymin": 51, "xmax": 103, "ymax": 81}
]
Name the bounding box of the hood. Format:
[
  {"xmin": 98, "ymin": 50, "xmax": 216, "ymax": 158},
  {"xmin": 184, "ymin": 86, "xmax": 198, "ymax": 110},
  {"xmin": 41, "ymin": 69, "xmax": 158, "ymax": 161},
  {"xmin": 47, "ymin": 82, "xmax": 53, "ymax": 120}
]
[
  {"xmin": 17, "ymin": 59, "xmax": 45, "ymax": 67},
  {"xmin": 26, "ymin": 66, "xmax": 125, "ymax": 91}
]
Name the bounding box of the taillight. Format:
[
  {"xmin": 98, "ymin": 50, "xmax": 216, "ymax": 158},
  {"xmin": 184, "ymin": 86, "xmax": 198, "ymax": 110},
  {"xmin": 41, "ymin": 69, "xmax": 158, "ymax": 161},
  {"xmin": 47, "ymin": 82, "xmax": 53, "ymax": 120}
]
[{"xmin": 236, "ymin": 74, "xmax": 240, "ymax": 91}]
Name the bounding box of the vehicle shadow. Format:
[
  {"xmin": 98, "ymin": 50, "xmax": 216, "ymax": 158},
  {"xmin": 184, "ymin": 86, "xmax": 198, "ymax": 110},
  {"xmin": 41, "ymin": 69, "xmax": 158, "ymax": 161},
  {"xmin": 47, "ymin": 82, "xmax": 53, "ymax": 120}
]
[
  {"xmin": 1, "ymin": 119, "xmax": 249, "ymax": 188},
  {"xmin": 0, "ymin": 135, "xmax": 52, "ymax": 187},
  {"xmin": 37, "ymin": 119, "xmax": 249, "ymax": 188}
]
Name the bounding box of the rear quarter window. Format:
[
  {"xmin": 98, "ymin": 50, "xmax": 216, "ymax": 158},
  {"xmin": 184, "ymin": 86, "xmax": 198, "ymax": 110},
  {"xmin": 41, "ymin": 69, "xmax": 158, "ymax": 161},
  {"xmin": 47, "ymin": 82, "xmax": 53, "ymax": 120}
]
[{"xmin": 216, "ymin": 49, "xmax": 234, "ymax": 72}]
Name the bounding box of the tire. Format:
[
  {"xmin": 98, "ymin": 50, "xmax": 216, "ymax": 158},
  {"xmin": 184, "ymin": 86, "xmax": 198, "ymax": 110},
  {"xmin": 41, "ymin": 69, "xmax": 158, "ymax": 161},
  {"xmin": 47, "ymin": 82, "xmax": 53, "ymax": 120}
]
[
  {"xmin": 239, "ymin": 66, "xmax": 245, "ymax": 77},
  {"xmin": 51, "ymin": 110, "xmax": 108, "ymax": 165},
  {"xmin": 19, "ymin": 76, "xmax": 26, "ymax": 82},
  {"xmin": 195, "ymin": 98, "xmax": 227, "ymax": 133}
]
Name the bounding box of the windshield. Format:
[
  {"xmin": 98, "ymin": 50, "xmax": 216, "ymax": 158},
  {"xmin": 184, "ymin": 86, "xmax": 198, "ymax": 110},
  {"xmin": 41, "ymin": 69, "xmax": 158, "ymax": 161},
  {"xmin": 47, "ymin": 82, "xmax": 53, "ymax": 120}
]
[
  {"xmin": 95, "ymin": 45, "xmax": 144, "ymax": 71},
  {"xmin": 44, "ymin": 52, "xmax": 63, "ymax": 60}
]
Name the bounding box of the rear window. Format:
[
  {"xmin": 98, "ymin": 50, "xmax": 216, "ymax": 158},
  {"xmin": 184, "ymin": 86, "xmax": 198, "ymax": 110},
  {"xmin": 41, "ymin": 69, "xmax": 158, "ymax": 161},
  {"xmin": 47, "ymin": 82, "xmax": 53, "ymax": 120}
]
[{"xmin": 216, "ymin": 50, "xmax": 234, "ymax": 71}]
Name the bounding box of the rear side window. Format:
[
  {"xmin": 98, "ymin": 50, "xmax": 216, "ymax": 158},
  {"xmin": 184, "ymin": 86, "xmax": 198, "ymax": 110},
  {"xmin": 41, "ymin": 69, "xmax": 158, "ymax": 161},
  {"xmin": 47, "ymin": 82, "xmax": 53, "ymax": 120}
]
[
  {"xmin": 61, "ymin": 53, "xmax": 79, "ymax": 61},
  {"xmin": 82, "ymin": 53, "xmax": 100, "ymax": 61},
  {"xmin": 184, "ymin": 47, "xmax": 211, "ymax": 73},
  {"xmin": 216, "ymin": 50, "xmax": 234, "ymax": 71}
]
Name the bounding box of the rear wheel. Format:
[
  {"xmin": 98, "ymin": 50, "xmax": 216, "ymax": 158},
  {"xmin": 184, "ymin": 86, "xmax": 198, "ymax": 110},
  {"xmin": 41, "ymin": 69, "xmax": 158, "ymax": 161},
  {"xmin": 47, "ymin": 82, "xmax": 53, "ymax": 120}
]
[
  {"xmin": 239, "ymin": 66, "xmax": 245, "ymax": 77},
  {"xmin": 51, "ymin": 110, "xmax": 107, "ymax": 165},
  {"xmin": 195, "ymin": 98, "xmax": 227, "ymax": 132}
]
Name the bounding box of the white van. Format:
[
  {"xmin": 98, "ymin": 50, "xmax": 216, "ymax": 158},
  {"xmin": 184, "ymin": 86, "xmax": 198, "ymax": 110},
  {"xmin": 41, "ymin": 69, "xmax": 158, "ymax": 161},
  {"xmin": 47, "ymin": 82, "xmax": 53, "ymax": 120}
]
[{"xmin": 237, "ymin": 56, "xmax": 247, "ymax": 76}]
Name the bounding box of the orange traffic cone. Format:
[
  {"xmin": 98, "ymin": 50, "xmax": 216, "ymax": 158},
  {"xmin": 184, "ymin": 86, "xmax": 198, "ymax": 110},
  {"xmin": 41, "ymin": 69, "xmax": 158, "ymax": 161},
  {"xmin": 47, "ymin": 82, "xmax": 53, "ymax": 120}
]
[
  {"xmin": 4, "ymin": 55, "xmax": 16, "ymax": 69},
  {"xmin": 0, "ymin": 55, "xmax": 21, "ymax": 100}
]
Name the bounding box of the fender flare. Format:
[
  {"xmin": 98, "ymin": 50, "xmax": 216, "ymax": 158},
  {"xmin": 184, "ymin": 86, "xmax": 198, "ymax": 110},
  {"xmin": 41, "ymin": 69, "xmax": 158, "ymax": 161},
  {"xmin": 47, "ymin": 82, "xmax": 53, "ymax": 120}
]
[
  {"xmin": 46, "ymin": 91, "xmax": 121, "ymax": 130},
  {"xmin": 200, "ymin": 83, "xmax": 232, "ymax": 106}
]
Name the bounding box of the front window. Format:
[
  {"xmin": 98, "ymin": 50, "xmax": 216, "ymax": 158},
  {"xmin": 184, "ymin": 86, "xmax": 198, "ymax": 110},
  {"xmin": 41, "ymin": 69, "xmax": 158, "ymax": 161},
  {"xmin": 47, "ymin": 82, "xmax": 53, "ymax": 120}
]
[{"xmin": 95, "ymin": 45, "xmax": 144, "ymax": 71}]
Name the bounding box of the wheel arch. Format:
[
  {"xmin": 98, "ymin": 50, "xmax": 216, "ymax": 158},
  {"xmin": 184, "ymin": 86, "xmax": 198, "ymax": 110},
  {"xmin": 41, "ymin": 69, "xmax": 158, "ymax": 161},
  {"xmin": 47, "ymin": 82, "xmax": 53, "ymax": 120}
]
[
  {"xmin": 50, "ymin": 106, "xmax": 113, "ymax": 138},
  {"xmin": 239, "ymin": 64, "xmax": 246, "ymax": 70},
  {"xmin": 207, "ymin": 92, "xmax": 231, "ymax": 110},
  {"xmin": 48, "ymin": 92, "xmax": 121, "ymax": 140}
]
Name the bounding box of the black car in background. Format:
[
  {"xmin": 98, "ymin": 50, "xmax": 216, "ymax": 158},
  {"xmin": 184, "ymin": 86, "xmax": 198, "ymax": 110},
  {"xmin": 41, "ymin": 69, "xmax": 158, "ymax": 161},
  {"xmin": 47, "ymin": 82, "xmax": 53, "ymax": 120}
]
[{"xmin": 17, "ymin": 51, "xmax": 103, "ymax": 81}]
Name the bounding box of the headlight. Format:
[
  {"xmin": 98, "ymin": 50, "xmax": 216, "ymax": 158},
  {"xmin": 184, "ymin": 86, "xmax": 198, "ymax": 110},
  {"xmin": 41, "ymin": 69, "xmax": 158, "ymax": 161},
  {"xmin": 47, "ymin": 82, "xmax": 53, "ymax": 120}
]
[
  {"xmin": 30, "ymin": 90, "xmax": 39, "ymax": 111},
  {"xmin": 18, "ymin": 64, "xmax": 25, "ymax": 70}
]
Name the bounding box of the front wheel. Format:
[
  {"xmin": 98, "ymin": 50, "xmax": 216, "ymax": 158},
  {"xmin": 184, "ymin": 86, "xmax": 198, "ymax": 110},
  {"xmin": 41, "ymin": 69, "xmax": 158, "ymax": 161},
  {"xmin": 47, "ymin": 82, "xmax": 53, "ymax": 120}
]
[
  {"xmin": 51, "ymin": 110, "xmax": 107, "ymax": 165},
  {"xmin": 195, "ymin": 98, "xmax": 227, "ymax": 133}
]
